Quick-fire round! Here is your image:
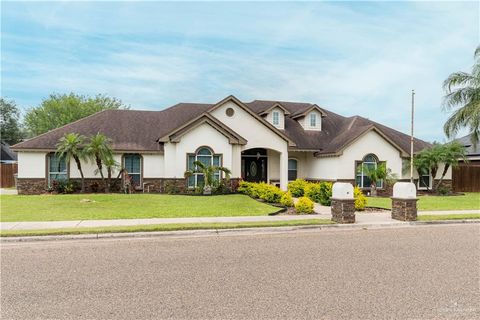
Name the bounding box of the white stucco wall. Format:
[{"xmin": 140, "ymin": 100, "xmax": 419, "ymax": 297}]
[
  {"xmin": 165, "ymin": 122, "xmax": 233, "ymax": 178},
  {"xmin": 265, "ymin": 107, "xmax": 285, "ymax": 130},
  {"xmin": 306, "ymin": 130, "xmax": 403, "ymax": 180},
  {"xmin": 211, "ymin": 101, "xmax": 288, "ymax": 154},
  {"xmin": 17, "ymin": 152, "xmax": 47, "ymax": 178},
  {"xmin": 70, "ymin": 154, "xmax": 123, "ymax": 178},
  {"xmin": 143, "ymin": 154, "xmax": 164, "ymax": 178}
]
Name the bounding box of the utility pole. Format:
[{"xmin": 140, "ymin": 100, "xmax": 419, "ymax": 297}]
[{"xmin": 410, "ymin": 89, "xmax": 415, "ymax": 183}]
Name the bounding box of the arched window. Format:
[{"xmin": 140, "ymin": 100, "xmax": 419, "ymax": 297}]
[
  {"xmin": 47, "ymin": 153, "xmax": 67, "ymax": 187},
  {"xmin": 124, "ymin": 154, "xmax": 142, "ymax": 186},
  {"xmin": 187, "ymin": 147, "xmax": 222, "ymax": 188},
  {"xmin": 356, "ymin": 154, "xmax": 383, "ymax": 189},
  {"xmin": 288, "ymin": 159, "xmax": 298, "ymax": 181}
]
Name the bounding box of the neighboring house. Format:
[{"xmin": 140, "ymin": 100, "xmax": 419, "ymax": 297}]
[
  {"xmin": 0, "ymin": 141, "xmax": 18, "ymax": 188},
  {"xmin": 11, "ymin": 95, "xmax": 451, "ymax": 195},
  {"xmin": 1, "ymin": 141, "xmax": 18, "ymax": 164},
  {"xmin": 452, "ymin": 134, "xmax": 480, "ymax": 192}
]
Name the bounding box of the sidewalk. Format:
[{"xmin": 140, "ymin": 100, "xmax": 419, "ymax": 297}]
[{"xmin": 1, "ymin": 209, "xmax": 478, "ymax": 231}]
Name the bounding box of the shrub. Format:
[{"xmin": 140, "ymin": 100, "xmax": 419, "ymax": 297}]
[
  {"xmin": 53, "ymin": 179, "xmax": 79, "ymax": 194},
  {"xmin": 287, "ymin": 179, "xmax": 308, "ymax": 197},
  {"xmin": 437, "ymin": 186, "xmax": 450, "ymax": 196},
  {"xmin": 238, "ymin": 181, "xmax": 283, "ymax": 203},
  {"xmin": 295, "ymin": 196, "xmax": 314, "ymax": 214},
  {"xmin": 354, "ymin": 186, "xmax": 367, "ymax": 211},
  {"xmin": 305, "ymin": 182, "xmax": 332, "ymax": 206},
  {"xmin": 258, "ymin": 183, "xmax": 283, "ymax": 203},
  {"xmin": 238, "ymin": 181, "xmax": 258, "ymax": 198},
  {"xmin": 280, "ymin": 192, "xmax": 294, "ymax": 207}
]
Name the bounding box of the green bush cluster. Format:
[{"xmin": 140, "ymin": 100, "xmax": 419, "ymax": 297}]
[
  {"xmin": 280, "ymin": 192, "xmax": 294, "ymax": 207},
  {"xmin": 51, "ymin": 179, "xmax": 79, "ymax": 194},
  {"xmin": 295, "ymin": 196, "xmax": 314, "ymax": 214},
  {"xmin": 237, "ymin": 181, "xmax": 283, "ymax": 203},
  {"xmin": 354, "ymin": 186, "xmax": 367, "ymax": 211},
  {"xmin": 287, "ymin": 179, "xmax": 308, "ymax": 197},
  {"xmin": 289, "ymin": 179, "xmax": 332, "ymax": 206}
]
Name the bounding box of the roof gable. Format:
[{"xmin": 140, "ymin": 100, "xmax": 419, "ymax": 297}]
[{"xmin": 158, "ymin": 113, "xmax": 247, "ymax": 145}]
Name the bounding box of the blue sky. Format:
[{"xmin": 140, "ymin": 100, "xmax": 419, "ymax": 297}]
[{"xmin": 1, "ymin": 1, "xmax": 478, "ymax": 142}]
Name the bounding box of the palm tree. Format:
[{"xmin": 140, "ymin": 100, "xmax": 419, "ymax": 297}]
[
  {"xmin": 357, "ymin": 162, "xmax": 389, "ymax": 197},
  {"xmin": 86, "ymin": 133, "xmax": 113, "ymax": 192},
  {"xmin": 435, "ymin": 142, "xmax": 467, "ymax": 191},
  {"xmin": 56, "ymin": 133, "xmax": 87, "ymax": 192},
  {"xmin": 184, "ymin": 161, "xmax": 231, "ymax": 195},
  {"xmin": 443, "ymin": 46, "xmax": 480, "ymax": 146}
]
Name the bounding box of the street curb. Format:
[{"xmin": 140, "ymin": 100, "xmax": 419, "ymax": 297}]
[{"xmin": 1, "ymin": 219, "xmax": 479, "ymax": 243}]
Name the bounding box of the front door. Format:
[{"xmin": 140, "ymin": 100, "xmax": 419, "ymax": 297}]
[{"xmin": 242, "ymin": 148, "xmax": 268, "ymax": 183}]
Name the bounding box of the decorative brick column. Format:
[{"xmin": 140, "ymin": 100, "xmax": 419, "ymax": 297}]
[
  {"xmin": 331, "ymin": 198, "xmax": 356, "ymax": 223},
  {"xmin": 391, "ymin": 198, "xmax": 418, "ymax": 221},
  {"xmin": 331, "ymin": 182, "xmax": 356, "ymax": 224},
  {"xmin": 391, "ymin": 182, "xmax": 418, "ymax": 221}
]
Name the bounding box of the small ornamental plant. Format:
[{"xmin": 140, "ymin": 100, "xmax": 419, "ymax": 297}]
[
  {"xmin": 295, "ymin": 196, "xmax": 314, "ymax": 214},
  {"xmin": 354, "ymin": 186, "xmax": 367, "ymax": 211},
  {"xmin": 280, "ymin": 192, "xmax": 294, "ymax": 207}
]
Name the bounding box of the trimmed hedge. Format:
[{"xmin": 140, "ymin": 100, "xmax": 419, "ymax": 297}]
[
  {"xmin": 304, "ymin": 181, "xmax": 332, "ymax": 206},
  {"xmin": 238, "ymin": 181, "xmax": 283, "ymax": 203},
  {"xmin": 287, "ymin": 179, "xmax": 308, "ymax": 197}
]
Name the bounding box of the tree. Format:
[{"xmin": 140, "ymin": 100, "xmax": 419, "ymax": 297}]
[
  {"xmin": 86, "ymin": 133, "xmax": 113, "ymax": 192},
  {"xmin": 24, "ymin": 93, "xmax": 129, "ymax": 136},
  {"xmin": 443, "ymin": 46, "xmax": 480, "ymax": 147},
  {"xmin": 356, "ymin": 162, "xmax": 391, "ymax": 197},
  {"xmin": 56, "ymin": 133, "xmax": 87, "ymax": 193},
  {"xmin": 184, "ymin": 161, "xmax": 231, "ymax": 195},
  {"xmin": 102, "ymin": 156, "xmax": 121, "ymax": 193},
  {"xmin": 413, "ymin": 142, "xmax": 467, "ymax": 192},
  {"xmin": 0, "ymin": 98, "xmax": 24, "ymax": 145},
  {"xmin": 435, "ymin": 142, "xmax": 467, "ymax": 191}
]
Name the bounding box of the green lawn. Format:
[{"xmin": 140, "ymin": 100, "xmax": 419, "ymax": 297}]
[
  {"xmin": 0, "ymin": 194, "xmax": 281, "ymax": 222},
  {"xmin": 418, "ymin": 214, "xmax": 480, "ymax": 221},
  {"xmin": 0, "ymin": 219, "xmax": 333, "ymax": 237},
  {"xmin": 366, "ymin": 193, "xmax": 480, "ymax": 211}
]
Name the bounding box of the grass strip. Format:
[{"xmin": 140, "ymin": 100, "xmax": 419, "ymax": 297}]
[
  {"xmin": 417, "ymin": 214, "xmax": 480, "ymax": 221},
  {"xmin": 0, "ymin": 219, "xmax": 333, "ymax": 237}
]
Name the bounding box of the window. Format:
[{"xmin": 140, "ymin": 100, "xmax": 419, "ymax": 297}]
[
  {"xmin": 226, "ymin": 108, "xmax": 235, "ymax": 117},
  {"xmin": 124, "ymin": 154, "xmax": 142, "ymax": 186},
  {"xmin": 310, "ymin": 113, "xmax": 317, "ymax": 127},
  {"xmin": 272, "ymin": 111, "xmax": 280, "ymax": 126},
  {"xmin": 356, "ymin": 154, "xmax": 383, "ymax": 189},
  {"xmin": 418, "ymin": 170, "xmax": 431, "ymax": 189},
  {"xmin": 187, "ymin": 147, "xmax": 222, "ymax": 188},
  {"xmin": 288, "ymin": 159, "xmax": 298, "ymax": 181},
  {"xmin": 48, "ymin": 153, "xmax": 67, "ymax": 187}
]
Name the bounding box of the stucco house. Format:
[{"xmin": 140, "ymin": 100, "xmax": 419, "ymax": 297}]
[{"xmin": 12, "ymin": 95, "xmax": 451, "ymax": 195}]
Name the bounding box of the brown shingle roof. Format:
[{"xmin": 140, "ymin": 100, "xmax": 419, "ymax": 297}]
[{"xmin": 12, "ymin": 98, "xmax": 431, "ymax": 156}]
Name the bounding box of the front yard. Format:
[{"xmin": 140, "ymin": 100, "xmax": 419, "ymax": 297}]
[
  {"xmin": 0, "ymin": 194, "xmax": 280, "ymax": 222},
  {"xmin": 366, "ymin": 193, "xmax": 480, "ymax": 211}
]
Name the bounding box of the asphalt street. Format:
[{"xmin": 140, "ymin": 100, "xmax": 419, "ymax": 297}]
[{"xmin": 1, "ymin": 225, "xmax": 479, "ymax": 319}]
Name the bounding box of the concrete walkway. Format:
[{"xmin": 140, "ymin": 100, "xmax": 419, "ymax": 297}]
[
  {"xmin": 1, "ymin": 209, "xmax": 478, "ymax": 231},
  {"xmin": 0, "ymin": 188, "xmax": 17, "ymax": 195}
]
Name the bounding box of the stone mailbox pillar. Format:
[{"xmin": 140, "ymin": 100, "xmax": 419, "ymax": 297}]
[
  {"xmin": 391, "ymin": 182, "xmax": 418, "ymax": 221},
  {"xmin": 331, "ymin": 183, "xmax": 355, "ymax": 224}
]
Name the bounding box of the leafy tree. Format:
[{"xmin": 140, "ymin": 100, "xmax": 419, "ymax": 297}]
[
  {"xmin": 24, "ymin": 93, "xmax": 129, "ymax": 136},
  {"xmin": 86, "ymin": 133, "xmax": 113, "ymax": 192},
  {"xmin": 184, "ymin": 161, "xmax": 231, "ymax": 195},
  {"xmin": 443, "ymin": 46, "xmax": 480, "ymax": 146},
  {"xmin": 103, "ymin": 156, "xmax": 122, "ymax": 193},
  {"xmin": 357, "ymin": 162, "xmax": 391, "ymax": 197},
  {"xmin": 0, "ymin": 98, "xmax": 24, "ymax": 144},
  {"xmin": 56, "ymin": 133, "xmax": 87, "ymax": 193}
]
